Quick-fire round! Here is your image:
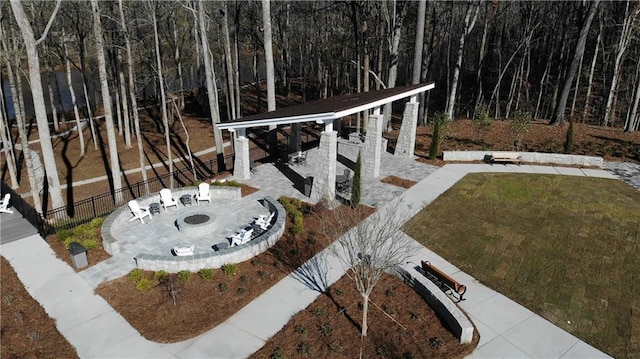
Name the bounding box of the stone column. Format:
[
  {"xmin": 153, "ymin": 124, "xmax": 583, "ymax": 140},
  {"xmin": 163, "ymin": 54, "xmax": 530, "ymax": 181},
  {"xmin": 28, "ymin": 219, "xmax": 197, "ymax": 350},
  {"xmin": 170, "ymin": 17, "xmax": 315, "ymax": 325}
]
[
  {"xmin": 233, "ymin": 130, "xmax": 251, "ymax": 180},
  {"xmin": 362, "ymin": 114, "xmax": 383, "ymax": 178},
  {"xmin": 310, "ymin": 130, "xmax": 337, "ymax": 202},
  {"xmin": 395, "ymin": 101, "xmax": 419, "ymax": 157}
]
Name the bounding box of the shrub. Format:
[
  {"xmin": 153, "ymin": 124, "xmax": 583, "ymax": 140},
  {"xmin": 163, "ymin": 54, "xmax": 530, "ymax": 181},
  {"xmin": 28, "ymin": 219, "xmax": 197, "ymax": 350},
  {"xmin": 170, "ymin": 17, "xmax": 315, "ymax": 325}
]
[
  {"xmin": 81, "ymin": 239, "xmax": 99, "ymax": 250},
  {"xmin": 154, "ymin": 270, "xmax": 168, "ymax": 283},
  {"xmin": 239, "ymin": 275, "xmax": 249, "ymax": 284},
  {"xmin": 429, "ymin": 112, "xmax": 450, "ymax": 159},
  {"xmin": 56, "ymin": 229, "xmax": 72, "ymax": 242},
  {"xmin": 198, "ymin": 268, "xmax": 214, "ymax": 280},
  {"xmin": 473, "ymin": 103, "xmax": 492, "ymax": 140},
  {"xmin": 564, "ymin": 120, "xmax": 575, "ymax": 154},
  {"xmin": 218, "ymin": 283, "xmax": 228, "ymax": 292},
  {"xmin": 128, "ymin": 269, "xmax": 144, "ymax": 283},
  {"xmin": 510, "ymin": 110, "xmax": 532, "ymax": 150},
  {"xmin": 222, "ymin": 263, "xmax": 239, "ymax": 276},
  {"xmin": 294, "ymin": 325, "xmax": 306, "ymax": 334},
  {"xmin": 136, "ymin": 278, "xmax": 152, "ymax": 291},
  {"xmin": 250, "ymin": 258, "xmax": 262, "ymax": 267},
  {"xmin": 328, "ymin": 342, "xmax": 343, "ymax": 354},
  {"xmin": 351, "ymin": 153, "xmax": 362, "ymax": 207},
  {"xmin": 311, "ymin": 307, "xmax": 324, "ymax": 317},
  {"xmin": 270, "ymin": 347, "xmax": 284, "ymax": 359},
  {"xmin": 236, "ymin": 287, "xmax": 247, "ymax": 295},
  {"xmin": 90, "ymin": 217, "xmax": 105, "ymax": 228},
  {"xmin": 297, "ymin": 341, "xmax": 311, "ymax": 355},
  {"xmin": 319, "ymin": 323, "xmax": 333, "ymax": 337},
  {"xmin": 257, "ymin": 270, "xmax": 267, "ymax": 279},
  {"xmin": 177, "ymin": 270, "xmax": 191, "ymax": 283},
  {"xmin": 428, "ymin": 336, "xmax": 444, "ymax": 349}
]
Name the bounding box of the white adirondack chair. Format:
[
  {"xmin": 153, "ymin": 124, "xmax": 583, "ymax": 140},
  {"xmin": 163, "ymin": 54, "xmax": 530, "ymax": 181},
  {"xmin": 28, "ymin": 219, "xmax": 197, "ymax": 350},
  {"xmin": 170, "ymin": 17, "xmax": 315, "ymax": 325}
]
[
  {"xmin": 128, "ymin": 200, "xmax": 152, "ymax": 223},
  {"xmin": 195, "ymin": 183, "xmax": 211, "ymax": 205},
  {"xmin": 159, "ymin": 189, "xmax": 178, "ymax": 211}
]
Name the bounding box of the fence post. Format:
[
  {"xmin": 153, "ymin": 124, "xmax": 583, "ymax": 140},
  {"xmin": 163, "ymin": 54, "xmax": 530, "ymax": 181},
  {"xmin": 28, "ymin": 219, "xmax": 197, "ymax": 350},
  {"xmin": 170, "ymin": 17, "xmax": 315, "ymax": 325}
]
[{"xmin": 91, "ymin": 196, "xmax": 96, "ymax": 218}]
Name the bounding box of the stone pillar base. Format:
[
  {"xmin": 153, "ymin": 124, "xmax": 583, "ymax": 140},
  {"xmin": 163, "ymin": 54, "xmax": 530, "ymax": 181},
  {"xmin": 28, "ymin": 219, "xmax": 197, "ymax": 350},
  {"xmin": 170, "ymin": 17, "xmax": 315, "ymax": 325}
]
[
  {"xmin": 363, "ymin": 114, "xmax": 383, "ymax": 178},
  {"xmin": 233, "ymin": 136, "xmax": 251, "ymax": 180},
  {"xmin": 395, "ymin": 102, "xmax": 419, "ymax": 157},
  {"xmin": 311, "ymin": 131, "xmax": 337, "ymax": 202}
]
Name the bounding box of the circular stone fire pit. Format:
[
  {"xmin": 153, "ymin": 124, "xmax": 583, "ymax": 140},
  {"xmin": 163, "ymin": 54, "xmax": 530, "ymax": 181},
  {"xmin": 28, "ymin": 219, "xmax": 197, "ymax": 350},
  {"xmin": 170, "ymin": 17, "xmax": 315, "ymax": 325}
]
[{"xmin": 176, "ymin": 213, "xmax": 216, "ymax": 237}]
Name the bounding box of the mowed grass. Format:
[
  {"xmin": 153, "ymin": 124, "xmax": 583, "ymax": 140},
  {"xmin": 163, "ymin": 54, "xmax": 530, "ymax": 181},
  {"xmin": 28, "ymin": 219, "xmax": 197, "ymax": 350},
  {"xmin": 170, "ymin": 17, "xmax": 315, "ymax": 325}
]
[{"xmin": 404, "ymin": 173, "xmax": 640, "ymax": 358}]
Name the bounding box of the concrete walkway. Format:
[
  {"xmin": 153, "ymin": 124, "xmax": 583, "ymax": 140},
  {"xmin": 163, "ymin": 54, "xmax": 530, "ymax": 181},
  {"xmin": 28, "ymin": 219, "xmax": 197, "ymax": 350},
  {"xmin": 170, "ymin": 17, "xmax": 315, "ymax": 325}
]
[{"xmin": 2, "ymin": 159, "xmax": 632, "ymax": 358}]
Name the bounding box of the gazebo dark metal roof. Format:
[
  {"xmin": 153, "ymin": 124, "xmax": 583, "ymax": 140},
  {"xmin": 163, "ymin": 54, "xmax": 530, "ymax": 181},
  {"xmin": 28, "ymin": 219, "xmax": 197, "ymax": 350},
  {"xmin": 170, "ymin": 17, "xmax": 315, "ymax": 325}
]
[{"xmin": 217, "ymin": 82, "xmax": 434, "ymax": 131}]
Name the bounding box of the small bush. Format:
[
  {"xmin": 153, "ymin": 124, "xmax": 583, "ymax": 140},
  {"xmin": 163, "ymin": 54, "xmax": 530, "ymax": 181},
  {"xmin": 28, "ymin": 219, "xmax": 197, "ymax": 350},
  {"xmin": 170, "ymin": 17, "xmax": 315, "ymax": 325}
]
[
  {"xmin": 328, "ymin": 342, "xmax": 343, "ymax": 354},
  {"xmin": 257, "ymin": 270, "xmax": 267, "ymax": 279},
  {"xmin": 250, "ymin": 258, "xmax": 262, "ymax": 267},
  {"xmin": 154, "ymin": 270, "xmax": 168, "ymax": 283},
  {"xmin": 136, "ymin": 278, "xmax": 152, "ymax": 291},
  {"xmin": 218, "ymin": 283, "xmax": 228, "ymax": 292},
  {"xmin": 409, "ymin": 311, "xmax": 421, "ymax": 320},
  {"xmin": 351, "ymin": 153, "xmax": 362, "ymax": 207},
  {"xmin": 236, "ymin": 287, "xmax": 247, "ymax": 295},
  {"xmin": 128, "ymin": 269, "xmax": 144, "ymax": 283},
  {"xmin": 510, "ymin": 110, "xmax": 532, "ymax": 150},
  {"xmin": 81, "ymin": 239, "xmax": 99, "ymax": 250},
  {"xmin": 383, "ymin": 304, "xmax": 395, "ymax": 315},
  {"xmin": 429, "ymin": 112, "xmax": 451, "ymax": 159},
  {"xmin": 384, "ymin": 287, "xmax": 396, "ymax": 297},
  {"xmin": 222, "ymin": 263, "xmax": 239, "ymax": 276},
  {"xmin": 56, "ymin": 229, "xmax": 72, "ymax": 242},
  {"xmin": 198, "ymin": 268, "xmax": 214, "ymax": 280},
  {"xmin": 319, "ymin": 323, "xmax": 333, "ymax": 337},
  {"xmin": 428, "ymin": 336, "xmax": 444, "ymax": 349},
  {"xmin": 177, "ymin": 270, "xmax": 191, "ymax": 283},
  {"xmin": 294, "ymin": 325, "xmax": 306, "ymax": 334},
  {"xmin": 270, "ymin": 347, "xmax": 284, "ymax": 359},
  {"xmin": 297, "ymin": 341, "xmax": 312, "ymax": 356},
  {"xmin": 311, "ymin": 307, "xmax": 324, "ymax": 317},
  {"xmin": 473, "ymin": 103, "xmax": 492, "ymax": 140},
  {"xmin": 376, "ymin": 345, "xmax": 390, "ymax": 357},
  {"xmin": 334, "ymin": 289, "xmax": 344, "ymax": 297},
  {"xmin": 90, "ymin": 217, "xmax": 104, "ymax": 228},
  {"xmin": 239, "ymin": 275, "xmax": 249, "ymax": 284}
]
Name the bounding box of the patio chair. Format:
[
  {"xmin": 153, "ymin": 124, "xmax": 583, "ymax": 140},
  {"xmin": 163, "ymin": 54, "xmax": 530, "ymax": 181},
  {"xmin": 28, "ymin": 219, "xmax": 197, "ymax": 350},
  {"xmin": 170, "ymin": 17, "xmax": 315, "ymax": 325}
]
[
  {"xmin": 0, "ymin": 193, "xmax": 13, "ymax": 214},
  {"xmin": 298, "ymin": 151, "xmax": 308, "ymax": 166},
  {"xmin": 128, "ymin": 200, "xmax": 152, "ymax": 223},
  {"xmin": 250, "ymin": 159, "xmax": 258, "ymax": 174},
  {"xmin": 336, "ymin": 169, "xmax": 352, "ymax": 192},
  {"xmin": 229, "ymin": 228, "xmax": 254, "ymax": 246},
  {"xmin": 195, "ymin": 183, "xmax": 211, "ymax": 205},
  {"xmin": 159, "ymin": 188, "xmax": 179, "ymax": 211},
  {"xmin": 173, "ymin": 245, "xmax": 195, "ymax": 256}
]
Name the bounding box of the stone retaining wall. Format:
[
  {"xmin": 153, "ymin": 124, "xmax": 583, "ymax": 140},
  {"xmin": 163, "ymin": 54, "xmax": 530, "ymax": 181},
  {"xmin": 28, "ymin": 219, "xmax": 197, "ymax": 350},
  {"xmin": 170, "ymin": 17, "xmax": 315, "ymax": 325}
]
[
  {"xmin": 101, "ymin": 186, "xmax": 242, "ymax": 255},
  {"xmin": 442, "ymin": 151, "xmax": 604, "ymax": 167},
  {"xmin": 392, "ymin": 265, "xmax": 474, "ymax": 344},
  {"xmin": 131, "ymin": 196, "xmax": 285, "ymax": 273}
]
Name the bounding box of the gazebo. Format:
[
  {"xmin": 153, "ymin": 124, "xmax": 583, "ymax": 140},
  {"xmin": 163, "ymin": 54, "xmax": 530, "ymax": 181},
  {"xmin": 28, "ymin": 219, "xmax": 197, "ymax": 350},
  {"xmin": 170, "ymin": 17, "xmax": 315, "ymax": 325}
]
[{"xmin": 216, "ymin": 83, "xmax": 435, "ymax": 202}]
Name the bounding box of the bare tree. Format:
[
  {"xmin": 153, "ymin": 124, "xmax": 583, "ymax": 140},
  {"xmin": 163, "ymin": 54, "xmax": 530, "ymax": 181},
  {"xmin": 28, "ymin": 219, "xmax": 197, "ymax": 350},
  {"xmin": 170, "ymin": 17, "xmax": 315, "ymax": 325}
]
[
  {"xmin": 322, "ymin": 203, "xmax": 416, "ymax": 359},
  {"xmin": 10, "ymin": 0, "xmax": 65, "ymax": 209},
  {"xmin": 445, "ymin": 0, "xmax": 480, "ymax": 120},
  {"xmin": 262, "ymin": 0, "xmax": 276, "ymax": 111},
  {"xmin": 550, "ymin": 0, "xmax": 601, "ymax": 126}
]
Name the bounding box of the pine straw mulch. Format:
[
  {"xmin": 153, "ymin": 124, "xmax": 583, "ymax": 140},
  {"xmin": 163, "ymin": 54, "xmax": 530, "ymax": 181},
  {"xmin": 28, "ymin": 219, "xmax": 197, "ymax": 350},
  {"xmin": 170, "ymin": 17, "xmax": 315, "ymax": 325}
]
[
  {"xmin": 0, "ymin": 257, "xmax": 79, "ymax": 359},
  {"xmin": 252, "ymin": 272, "xmax": 479, "ymax": 359}
]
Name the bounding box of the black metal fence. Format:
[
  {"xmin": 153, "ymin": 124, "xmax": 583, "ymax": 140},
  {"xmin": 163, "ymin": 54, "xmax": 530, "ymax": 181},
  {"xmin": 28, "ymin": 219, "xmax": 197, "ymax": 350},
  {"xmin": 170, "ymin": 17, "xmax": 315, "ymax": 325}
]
[
  {"xmin": 1, "ymin": 181, "xmax": 46, "ymax": 236},
  {"xmin": 43, "ymin": 154, "xmax": 235, "ymax": 233}
]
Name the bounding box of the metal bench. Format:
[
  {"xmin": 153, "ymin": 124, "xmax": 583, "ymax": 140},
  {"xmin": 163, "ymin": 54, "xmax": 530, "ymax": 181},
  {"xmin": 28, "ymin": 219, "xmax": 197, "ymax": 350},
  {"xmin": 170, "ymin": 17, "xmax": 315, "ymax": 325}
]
[
  {"xmin": 490, "ymin": 152, "xmax": 522, "ymax": 165},
  {"xmin": 421, "ymin": 260, "xmax": 467, "ymax": 302}
]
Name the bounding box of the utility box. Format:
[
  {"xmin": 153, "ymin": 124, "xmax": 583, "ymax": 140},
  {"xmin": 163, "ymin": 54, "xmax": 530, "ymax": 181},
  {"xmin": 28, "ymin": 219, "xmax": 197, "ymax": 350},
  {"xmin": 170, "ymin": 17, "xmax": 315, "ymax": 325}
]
[
  {"xmin": 304, "ymin": 177, "xmax": 313, "ymax": 197},
  {"xmin": 69, "ymin": 242, "xmax": 88, "ymax": 269}
]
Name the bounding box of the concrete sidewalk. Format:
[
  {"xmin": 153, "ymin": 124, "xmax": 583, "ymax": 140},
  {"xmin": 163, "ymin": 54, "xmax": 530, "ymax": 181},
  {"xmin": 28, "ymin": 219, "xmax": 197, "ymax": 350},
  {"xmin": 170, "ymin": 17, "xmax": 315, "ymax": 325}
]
[{"xmin": 1, "ymin": 162, "xmax": 621, "ymax": 358}]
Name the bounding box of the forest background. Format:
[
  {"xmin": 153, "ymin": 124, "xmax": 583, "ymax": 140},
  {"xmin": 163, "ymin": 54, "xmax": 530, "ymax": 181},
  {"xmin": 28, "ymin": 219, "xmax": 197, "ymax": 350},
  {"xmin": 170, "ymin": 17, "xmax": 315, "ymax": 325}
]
[{"xmin": 1, "ymin": 0, "xmax": 640, "ymax": 214}]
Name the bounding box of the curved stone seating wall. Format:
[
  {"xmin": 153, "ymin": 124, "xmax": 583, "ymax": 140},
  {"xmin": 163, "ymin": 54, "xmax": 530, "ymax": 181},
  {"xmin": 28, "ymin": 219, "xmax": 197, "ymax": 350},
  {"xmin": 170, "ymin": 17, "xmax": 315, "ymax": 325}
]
[
  {"xmin": 101, "ymin": 186, "xmax": 241, "ymax": 255},
  {"xmin": 131, "ymin": 196, "xmax": 285, "ymax": 273},
  {"xmin": 391, "ymin": 265, "xmax": 474, "ymax": 344},
  {"xmin": 442, "ymin": 150, "xmax": 604, "ymax": 168}
]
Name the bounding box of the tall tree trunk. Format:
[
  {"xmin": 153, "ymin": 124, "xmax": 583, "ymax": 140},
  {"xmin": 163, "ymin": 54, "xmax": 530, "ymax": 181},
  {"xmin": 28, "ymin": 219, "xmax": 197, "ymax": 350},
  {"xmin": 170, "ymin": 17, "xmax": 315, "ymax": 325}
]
[
  {"xmin": 150, "ymin": 3, "xmax": 173, "ymax": 188},
  {"xmin": 118, "ymin": 53, "xmax": 131, "ymax": 148},
  {"xmin": 62, "ymin": 28, "xmax": 85, "ymax": 156},
  {"xmin": 118, "ymin": 0, "xmax": 148, "ymax": 192},
  {"xmin": 0, "ymin": 78, "xmax": 19, "ymax": 189},
  {"xmin": 10, "ymin": 0, "xmax": 64, "ymax": 209},
  {"xmin": 221, "ymin": 1, "xmax": 236, "ymax": 120},
  {"xmin": 412, "ymin": 0, "xmax": 427, "ymax": 85},
  {"xmin": 602, "ymin": 1, "xmax": 638, "ymax": 127},
  {"xmin": 383, "ymin": 0, "xmax": 409, "ymax": 131},
  {"xmin": 582, "ymin": 14, "xmax": 603, "ymax": 123},
  {"xmin": 446, "ymin": 0, "xmax": 480, "ymax": 120},
  {"xmin": 626, "ymin": 61, "xmax": 640, "ymax": 132},
  {"xmin": 549, "ymin": 0, "xmax": 600, "ymax": 126},
  {"xmin": 197, "ymin": 0, "xmax": 225, "ymax": 172},
  {"xmin": 91, "ymin": 0, "xmax": 123, "ymax": 200}
]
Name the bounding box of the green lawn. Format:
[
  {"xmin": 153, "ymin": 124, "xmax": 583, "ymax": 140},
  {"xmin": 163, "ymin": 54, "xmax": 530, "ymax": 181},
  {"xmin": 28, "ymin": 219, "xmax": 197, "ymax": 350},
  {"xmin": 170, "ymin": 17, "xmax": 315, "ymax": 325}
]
[{"xmin": 404, "ymin": 173, "xmax": 640, "ymax": 358}]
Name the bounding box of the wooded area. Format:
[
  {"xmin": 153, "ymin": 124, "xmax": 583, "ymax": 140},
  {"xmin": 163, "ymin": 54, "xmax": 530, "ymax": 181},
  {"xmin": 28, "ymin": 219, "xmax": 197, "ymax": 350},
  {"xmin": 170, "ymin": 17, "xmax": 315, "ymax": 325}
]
[{"xmin": 1, "ymin": 0, "xmax": 640, "ymax": 212}]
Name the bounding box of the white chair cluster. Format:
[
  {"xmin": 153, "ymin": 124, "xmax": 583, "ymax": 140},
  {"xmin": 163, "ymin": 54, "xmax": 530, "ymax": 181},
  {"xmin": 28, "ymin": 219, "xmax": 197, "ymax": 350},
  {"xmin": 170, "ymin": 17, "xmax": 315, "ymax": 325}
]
[
  {"xmin": 254, "ymin": 211, "xmax": 275, "ymax": 231},
  {"xmin": 229, "ymin": 228, "xmax": 254, "ymax": 247}
]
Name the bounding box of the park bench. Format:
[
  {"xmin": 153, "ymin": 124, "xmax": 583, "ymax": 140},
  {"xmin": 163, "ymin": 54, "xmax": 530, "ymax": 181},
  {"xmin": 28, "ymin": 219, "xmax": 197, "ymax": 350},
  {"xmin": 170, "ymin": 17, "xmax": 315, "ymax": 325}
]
[
  {"xmin": 421, "ymin": 260, "xmax": 466, "ymax": 302},
  {"xmin": 490, "ymin": 152, "xmax": 522, "ymax": 165}
]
